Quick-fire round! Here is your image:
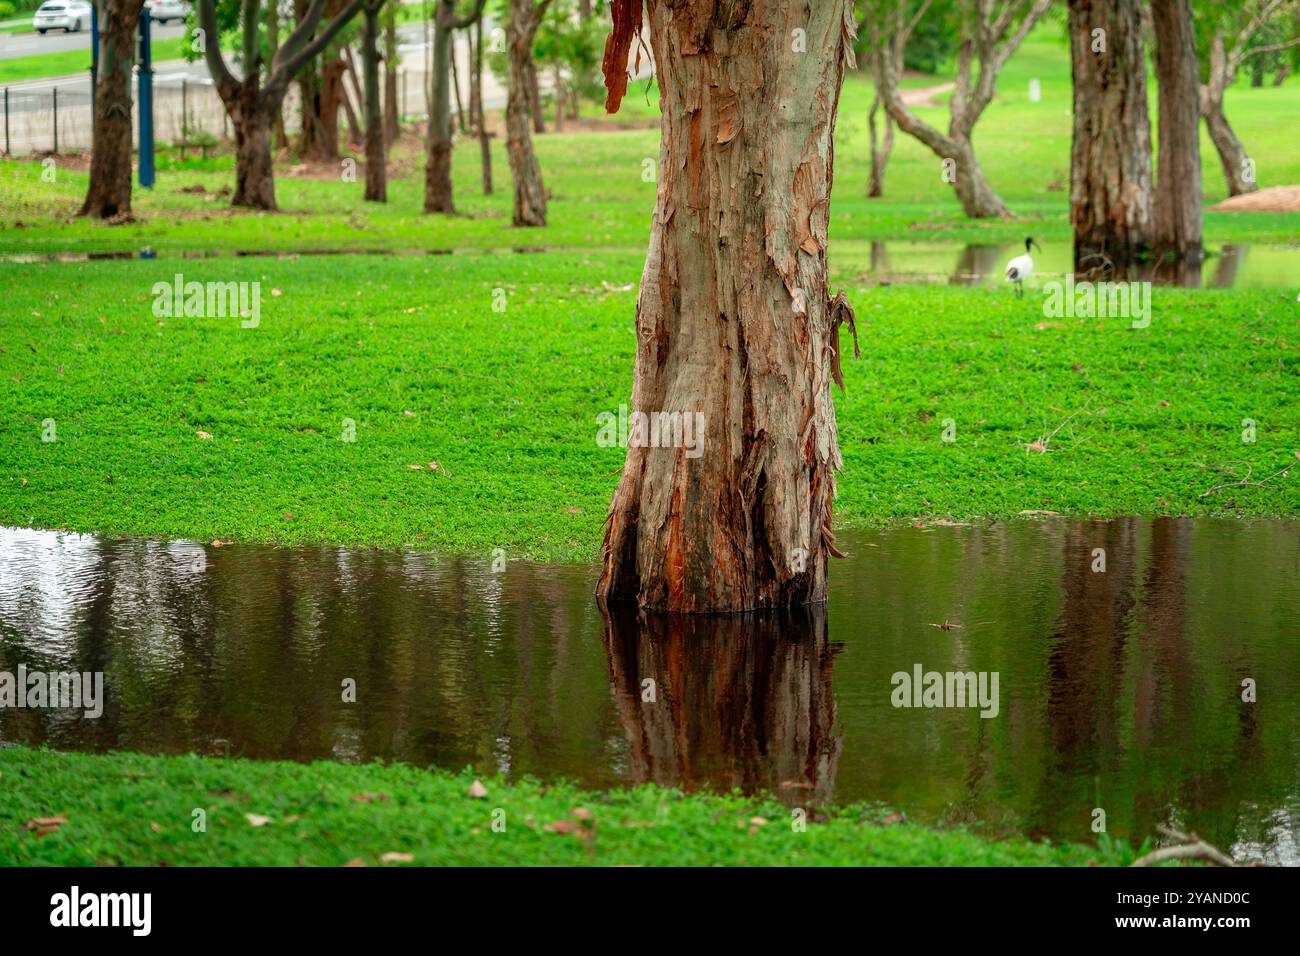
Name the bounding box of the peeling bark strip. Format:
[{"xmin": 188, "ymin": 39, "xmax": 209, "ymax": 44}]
[{"xmin": 598, "ymin": 0, "xmax": 857, "ymax": 612}]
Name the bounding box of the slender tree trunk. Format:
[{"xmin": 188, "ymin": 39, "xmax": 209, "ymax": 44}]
[
  {"xmin": 526, "ymin": 55, "xmax": 545, "ymax": 132},
  {"xmin": 876, "ymin": 28, "xmax": 1011, "ymax": 218},
  {"xmin": 269, "ymin": 4, "xmax": 289, "ymax": 150},
  {"xmin": 315, "ymin": 57, "xmax": 347, "ymax": 159},
  {"xmin": 340, "ymin": 58, "xmax": 363, "ymax": 147},
  {"xmin": 1200, "ymin": 34, "xmax": 1257, "ymax": 196},
  {"xmin": 1151, "ymin": 0, "xmax": 1202, "ymax": 260},
  {"xmin": 1067, "ymin": 0, "xmax": 1152, "ymax": 274},
  {"xmin": 475, "ymin": 15, "xmax": 493, "ymax": 194},
  {"xmin": 424, "ymin": 14, "xmax": 456, "ymax": 212},
  {"xmin": 553, "ymin": 65, "xmax": 565, "ymax": 131},
  {"xmin": 1274, "ymin": 62, "xmax": 1291, "ymax": 86},
  {"xmin": 297, "ymin": 69, "xmax": 321, "ymax": 154},
  {"xmin": 506, "ymin": 0, "xmax": 547, "ymax": 225},
  {"xmin": 598, "ymin": 0, "xmax": 856, "ymax": 612},
  {"xmin": 1203, "ymin": 97, "xmax": 1256, "ymax": 194},
  {"xmin": 384, "ymin": 16, "xmax": 400, "ymax": 145},
  {"xmin": 451, "ymin": 29, "xmax": 468, "ymax": 132},
  {"xmin": 867, "ymin": 90, "xmax": 894, "ymax": 198},
  {"xmin": 363, "ymin": 5, "xmax": 387, "ymax": 201},
  {"xmin": 80, "ymin": 1, "xmax": 144, "ymax": 219}
]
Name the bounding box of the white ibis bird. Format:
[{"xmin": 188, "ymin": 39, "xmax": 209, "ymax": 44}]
[{"xmin": 1005, "ymin": 237, "xmax": 1041, "ymax": 298}]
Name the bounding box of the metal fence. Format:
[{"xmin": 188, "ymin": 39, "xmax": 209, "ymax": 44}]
[{"xmin": 2, "ymin": 66, "xmax": 432, "ymax": 157}]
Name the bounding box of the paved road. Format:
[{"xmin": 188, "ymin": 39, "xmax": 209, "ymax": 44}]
[{"xmin": 0, "ymin": 21, "xmax": 188, "ymax": 61}]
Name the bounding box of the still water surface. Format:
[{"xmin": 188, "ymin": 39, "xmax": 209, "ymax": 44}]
[{"xmin": 1, "ymin": 518, "xmax": 1297, "ymax": 861}]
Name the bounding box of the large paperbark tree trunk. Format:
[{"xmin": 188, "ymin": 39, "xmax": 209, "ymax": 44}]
[
  {"xmin": 362, "ymin": 3, "xmax": 387, "ymax": 201},
  {"xmin": 597, "ymin": 1, "xmax": 858, "ymax": 612},
  {"xmin": 1151, "ymin": 0, "xmax": 1202, "ymax": 261},
  {"xmin": 80, "ymin": 0, "xmax": 145, "ymax": 220},
  {"xmin": 1067, "ymin": 0, "xmax": 1152, "ymax": 275},
  {"xmin": 506, "ymin": 0, "xmax": 550, "ymax": 226}
]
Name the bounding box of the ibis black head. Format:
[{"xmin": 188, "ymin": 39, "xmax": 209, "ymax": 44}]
[{"xmin": 1025, "ymin": 236, "xmax": 1041, "ymax": 252}]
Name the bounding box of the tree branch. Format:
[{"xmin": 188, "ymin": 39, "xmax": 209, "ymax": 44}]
[
  {"xmin": 197, "ymin": 0, "xmax": 238, "ymax": 96},
  {"xmin": 275, "ymin": 0, "xmax": 368, "ymax": 86}
]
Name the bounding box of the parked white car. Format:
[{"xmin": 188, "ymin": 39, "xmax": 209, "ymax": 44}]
[
  {"xmin": 32, "ymin": 0, "xmax": 93, "ymax": 34},
  {"xmin": 146, "ymin": 0, "xmax": 192, "ymax": 23}
]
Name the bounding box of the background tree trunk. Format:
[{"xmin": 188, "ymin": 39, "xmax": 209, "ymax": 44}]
[
  {"xmin": 80, "ymin": 0, "xmax": 144, "ymax": 219},
  {"xmin": 315, "ymin": 57, "xmax": 347, "ymax": 159},
  {"xmin": 1067, "ymin": 0, "xmax": 1152, "ymax": 275},
  {"xmin": 1151, "ymin": 0, "xmax": 1202, "ymax": 261},
  {"xmin": 526, "ymin": 56, "xmax": 546, "ymax": 132},
  {"xmin": 424, "ymin": 12, "xmax": 456, "ymax": 211},
  {"xmin": 363, "ymin": 4, "xmax": 387, "ymax": 201},
  {"xmin": 424, "ymin": 0, "xmax": 486, "ymax": 213},
  {"xmin": 232, "ymin": 91, "xmax": 279, "ymax": 209},
  {"xmin": 867, "ymin": 88, "xmax": 893, "ymax": 198},
  {"xmin": 597, "ymin": 0, "xmax": 856, "ymax": 612},
  {"xmin": 506, "ymin": 0, "xmax": 549, "ymax": 225},
  {"xmin": 384, "ymin": 14, "xmax": 400, "ymax": 145},
  {"xmin": 475, "ymin": 15, "xmax": 493, "ymax": 194},
  {"xmin": 1200, "ymin": 33, "xmax": 1257, "ymax": 196}
]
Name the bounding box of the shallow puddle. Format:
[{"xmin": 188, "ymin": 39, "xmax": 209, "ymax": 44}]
[{"xmin": 1, "ymin": 517, "xmax": 1297, "ymax": 861}]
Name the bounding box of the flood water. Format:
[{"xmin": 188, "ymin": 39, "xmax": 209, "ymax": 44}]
[
  {"xmin": 4, "ymin": 241, "xmax": 1297, "ymax": 289},
  {"xmin": 835, "ymin": 240, "xmax": 1300, "ymax": 289},
  {"xmin": 1, "ymin": 518, "xmax": 1297, "ymax": 862}
]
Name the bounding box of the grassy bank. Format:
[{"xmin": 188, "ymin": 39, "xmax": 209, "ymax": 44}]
[
  {"xmin": 0, "ymin": 746, "xmax": 1115, "ymax": 865},
  {"xmin": 0, "ymin": 255, "xmax": 1295, "ymax": 560}
]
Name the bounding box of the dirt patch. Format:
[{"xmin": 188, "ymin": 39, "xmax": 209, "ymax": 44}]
[
  {"xmin": 1211, "ymin": 185, "xmax": 1300, "ymax": 213},
  {"xmin": 900, "ymin": 79, "xmax": 955, "ymax": 109}
]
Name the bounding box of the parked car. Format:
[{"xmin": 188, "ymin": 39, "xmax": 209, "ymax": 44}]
[
  {"xmin": 145, "ymin": 0, "xmax": 192, "ymax": 23},
  {"xmin": 32, "ymin": 0, "xmax": 92, "ymax": 34}
]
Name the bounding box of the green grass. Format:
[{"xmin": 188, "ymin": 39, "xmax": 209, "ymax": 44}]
[
  {"xmin": 0, "ymin": 745, "xmax": 1116, "ymax": 865},
  {"xmin": 0, "ymin": 255, "xmax": 1295, "ymax": 560}
]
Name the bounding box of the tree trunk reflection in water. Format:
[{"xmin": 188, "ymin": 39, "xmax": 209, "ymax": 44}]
[{"xmin": 600, "ymin": 601, "xmax": 843, "ymax": 806}]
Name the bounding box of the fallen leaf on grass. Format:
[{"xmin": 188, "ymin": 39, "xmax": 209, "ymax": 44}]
[
  {"xmin": 196, "ymin": 430, "xmax": 213, "ymax": 440},
  {"xmin": 245, "ymin": 813, "xmax": 273, "ymax": 827},
  {"xmin": 466, "ymin": 780, "xmax": 488, "ymax": 799},
  {"xmin": 380, "ymin": 852, "xmax": 414, "ymax": 864},
  {"xmin": 24, "ymin": 816, "xmax": 67, "ymax": 835},
  {"xmin": 571, "ymin": 807, "xmax": 593, "ymax": 821},
  {"xmin": 544, "ymin": 819, "xmax": 586, "ymax": 836},
  {"xmin": 149, "ymin": 822, "xmax": 162, "ymax": 833},
  {"xmin": 342, "ymin": 858, "xmax": 367, "ymax": 867},
  {"xmin": 351, "ymin": 792, "xmax": 390, "ymax": 803}
]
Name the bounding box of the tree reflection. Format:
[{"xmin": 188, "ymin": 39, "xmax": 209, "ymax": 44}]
[{"xmin": 600, "ymin": 601, "xmax": 843, "ymax": 806}]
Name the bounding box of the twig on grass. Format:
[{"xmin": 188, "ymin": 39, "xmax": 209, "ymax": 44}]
[
  {"xmin": 1199, "ymin": 454, "xmax": 1297, "ymax": 498},
  {"xmin": 1130, "ymin": 826, "xmax": 1243, "ymax": 868}
]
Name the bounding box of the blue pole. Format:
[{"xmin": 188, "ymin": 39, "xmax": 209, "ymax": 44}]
[
  {"xmin": 89, "ymin": 4, "xmax": 98, "ymax": 117},
  {"xmin": 137, "ymin": 12, "xmax": 154, "ymax": 188}
]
